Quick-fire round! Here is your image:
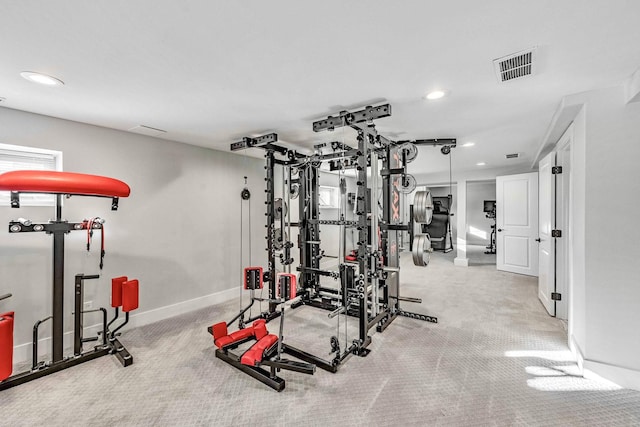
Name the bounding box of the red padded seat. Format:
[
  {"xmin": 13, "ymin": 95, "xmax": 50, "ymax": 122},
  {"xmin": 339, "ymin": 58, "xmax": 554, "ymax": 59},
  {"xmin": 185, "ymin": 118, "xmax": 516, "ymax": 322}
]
[
  {"xmin": 213, "ymin": 319, "xmax": 268, "ymax": 349},
  {"xmin": 240, "ymin": 334, "xmax": 278, "ymax": 366}
]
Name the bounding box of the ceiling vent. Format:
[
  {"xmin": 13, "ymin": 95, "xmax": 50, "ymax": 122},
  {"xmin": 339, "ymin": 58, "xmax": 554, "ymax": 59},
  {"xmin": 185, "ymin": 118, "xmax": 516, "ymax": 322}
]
[
  {"xmin": 128, "ymin": 125, "xmax": 167, "ymax": 137},
  {"xmin": 505, "ymin": 153, "xmax": 521, "ymax": 159},
  {"xmin": 493, "ymin": 48, "xmax": 536, "ymax": 83}
]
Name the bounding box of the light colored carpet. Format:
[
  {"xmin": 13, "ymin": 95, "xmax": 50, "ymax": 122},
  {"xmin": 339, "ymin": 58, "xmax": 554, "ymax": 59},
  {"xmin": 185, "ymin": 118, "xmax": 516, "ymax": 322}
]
[{"xmin": 1, "ymin": 246, "xmax": 639, "ymax": 426}]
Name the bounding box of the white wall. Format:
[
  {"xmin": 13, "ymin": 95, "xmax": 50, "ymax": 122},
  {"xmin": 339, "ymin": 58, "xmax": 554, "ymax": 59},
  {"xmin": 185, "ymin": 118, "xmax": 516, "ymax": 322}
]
[
  {"xmin": 0, "ymin": 108, "xmax": 267, "ymax": 358},
  {"xmin": 465, "ymin": 181, "xmax": 496, "ymax": 246},
  {"xmin": 554, "ymin": 84, "xmax": 640, "ymax": 390}
]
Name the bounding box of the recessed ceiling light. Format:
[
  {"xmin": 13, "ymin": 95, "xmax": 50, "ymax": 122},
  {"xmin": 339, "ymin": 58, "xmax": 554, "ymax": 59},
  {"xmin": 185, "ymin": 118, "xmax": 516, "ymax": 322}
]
[
  {"xmin": 462, "ymin": 142, "xmax": 475, "ymax": 147},
  {"xmin": 476, "ymin": 162, "xmax": 486, "ymax": 166},
  {"xmin": 20, "ymin": 71, "xmax": 64, "ymax": 86},
  {"xmin": 425, "ymin": 90, "xmax": 446, "ymax": 100}
]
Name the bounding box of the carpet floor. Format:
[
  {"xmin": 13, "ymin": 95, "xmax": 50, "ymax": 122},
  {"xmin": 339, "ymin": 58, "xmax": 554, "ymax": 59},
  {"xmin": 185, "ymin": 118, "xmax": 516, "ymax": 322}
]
[{"xmin": 1, "ymin": 246, "xmax": 639, "ymax": 426}]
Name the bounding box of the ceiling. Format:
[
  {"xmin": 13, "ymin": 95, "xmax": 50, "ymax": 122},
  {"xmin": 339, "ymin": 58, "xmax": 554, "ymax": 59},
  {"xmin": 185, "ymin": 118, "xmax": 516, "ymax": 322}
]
[{"xmin": 1, "ymin": 1, "xmax": 639, "ymax": 177}]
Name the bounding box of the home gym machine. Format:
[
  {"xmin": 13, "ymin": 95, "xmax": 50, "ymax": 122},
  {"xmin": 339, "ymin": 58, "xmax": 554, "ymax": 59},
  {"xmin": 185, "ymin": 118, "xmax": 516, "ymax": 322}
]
[
  {"xmin": 209, "ymin": 104, "xmax": 447, "ymax": 391},
  {"xmin": 484, "ymin": 200, "xmax": 496, "ymax": 254},
  {"xmin": 0, "ymin": 170, "xmax": 137, "ymax": 391}
]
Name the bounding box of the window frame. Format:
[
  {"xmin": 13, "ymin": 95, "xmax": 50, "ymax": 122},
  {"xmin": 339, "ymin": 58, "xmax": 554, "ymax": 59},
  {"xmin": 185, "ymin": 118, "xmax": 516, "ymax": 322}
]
[{"xmin": 0, "ymin": 143, "xmax": 63, "ymax": 207}]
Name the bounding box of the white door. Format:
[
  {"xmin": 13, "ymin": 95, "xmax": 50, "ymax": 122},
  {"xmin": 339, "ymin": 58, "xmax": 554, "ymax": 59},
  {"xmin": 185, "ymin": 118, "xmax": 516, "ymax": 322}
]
[
  {"xmin": 496, "ymin": 172, "xmax": 539, "ymax": 276},
  {"xmin": 538, "ymin": 152, "xmax": 556, "ymax": 315}
]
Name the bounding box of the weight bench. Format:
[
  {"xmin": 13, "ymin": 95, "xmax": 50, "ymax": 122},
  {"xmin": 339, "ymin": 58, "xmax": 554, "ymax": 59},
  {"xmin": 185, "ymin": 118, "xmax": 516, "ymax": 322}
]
[{"xmin": 208, "ymin": 271, "xmax": 315, "ymax": 391}]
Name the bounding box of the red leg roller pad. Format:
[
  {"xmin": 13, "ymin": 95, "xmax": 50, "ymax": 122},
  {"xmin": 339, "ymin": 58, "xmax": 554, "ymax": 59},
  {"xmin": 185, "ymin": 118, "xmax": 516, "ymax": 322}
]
[
  {"xmin": 111, "ymin": 276, "xmax": 127, "ymax": 308},
  {"xmin": 1, "ymin": 312, "xmax": 14, "ymax": 381},
  {"xmin": 240, "ymin": 334, "xmax": 278, "ymax": 367},
  {"xmin": 122, "ymin": 280, "xmax": 139, "ymax": 313}
]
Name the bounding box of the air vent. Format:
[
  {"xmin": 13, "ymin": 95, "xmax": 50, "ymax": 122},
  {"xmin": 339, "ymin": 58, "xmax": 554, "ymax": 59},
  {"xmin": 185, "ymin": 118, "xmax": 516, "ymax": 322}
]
[
  {"xmin": 493, "ymin": 48, "xmax": 536, "ymax": 82},
  {"xmin": 128, "ymin": 125, "xmax": 167, "ymax": 137},
  {"xmin": 505, "ymin": 153, "xmax": 521, "ymax": 159}
]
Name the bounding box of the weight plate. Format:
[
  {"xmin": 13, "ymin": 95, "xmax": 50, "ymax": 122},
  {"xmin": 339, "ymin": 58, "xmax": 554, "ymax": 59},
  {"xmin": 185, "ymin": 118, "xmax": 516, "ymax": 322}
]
[{"xmin": 412, "ymin": 234, "xmax": 431, "ymax": 267}]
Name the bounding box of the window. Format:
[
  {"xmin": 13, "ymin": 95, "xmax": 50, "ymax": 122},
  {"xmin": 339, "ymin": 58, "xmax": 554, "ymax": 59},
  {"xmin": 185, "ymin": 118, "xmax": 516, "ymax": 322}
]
[
  {"xmin": 0, "ymin": 143, "xmax": 63, "ymax": 207},
  {"xmin": 319, "ymin": 185, "xmax": 339, "ymax": 208}
]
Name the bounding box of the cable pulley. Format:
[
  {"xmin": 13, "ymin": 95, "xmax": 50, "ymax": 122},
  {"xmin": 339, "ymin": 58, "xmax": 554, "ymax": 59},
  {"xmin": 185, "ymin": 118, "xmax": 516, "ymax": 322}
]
[
  {"xmin": 413, "ymin": 190, "xmax": 433, "ymax": 224},
  {"xmin": 412, "ymin": 233, "xmax": 432, "ymax": 267}
]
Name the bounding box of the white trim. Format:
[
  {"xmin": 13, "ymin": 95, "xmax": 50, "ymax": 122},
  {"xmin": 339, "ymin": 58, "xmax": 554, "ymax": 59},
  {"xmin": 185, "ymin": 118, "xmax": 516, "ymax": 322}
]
[
  {"xmin": 569, "ymin": 333, "xmax": 639, "ymax": 390},
  {"xmin": 454, "ymin": 257, "xmax": 469, "ymax": 267},
  {"xmin": 583, "ymin": 359, "xmax": 640, "ymax": 392},
  {"xmin": 12, "ymin": 287, "xmax": 238, "ymax": 364}
]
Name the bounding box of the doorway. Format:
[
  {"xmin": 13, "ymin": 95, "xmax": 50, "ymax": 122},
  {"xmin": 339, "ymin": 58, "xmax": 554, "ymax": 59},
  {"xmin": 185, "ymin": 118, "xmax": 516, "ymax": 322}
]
[{"xmin": 466, "ymin": 180, "xmax": 497, "ymax": 266}]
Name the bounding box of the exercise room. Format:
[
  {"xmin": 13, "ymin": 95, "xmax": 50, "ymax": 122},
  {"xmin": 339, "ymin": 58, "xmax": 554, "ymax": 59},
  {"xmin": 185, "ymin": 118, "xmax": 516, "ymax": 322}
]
[{"xmin": 1, "ymin": 2, "xmax": 639, "ymax": 426}]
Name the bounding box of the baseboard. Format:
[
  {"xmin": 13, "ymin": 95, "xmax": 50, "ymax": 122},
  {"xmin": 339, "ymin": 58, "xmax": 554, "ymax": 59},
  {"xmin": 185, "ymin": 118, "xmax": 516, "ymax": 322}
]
[
  {"xmin": 570, "ymin": 333, "xmax": 640, "ymax": 391},
  {"xmin": 454, "ymin": 257, "xmax": 469, "ymax": 267},
  {"xmin": 569, "ymin": 333, "xmax": 585, "ymax": 371},
  {"xmin": 582, "ymin": 359, "xmax": 640, "ymax": 391},
  {"xmin": 12, "ymin": 287, "xmax": 238, "ymax": 364}
]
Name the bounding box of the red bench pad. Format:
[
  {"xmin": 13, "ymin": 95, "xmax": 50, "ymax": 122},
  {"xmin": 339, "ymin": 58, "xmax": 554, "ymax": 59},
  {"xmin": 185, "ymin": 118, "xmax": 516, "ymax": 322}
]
[
  {"xmin": 213, "ymin": 319, "xmax": 268, "ymax": 349},
  {"xmin": 240, "ymin": 334, "xmax": 278, "ymax": 367},
  {"xmin": 0, "ymin": 170, "xmax": 130, "ymax": 198},
  {"xmin": 1, "ymin": 312, "xmax": 14, "ymax": 381},
  {"xmin": 215, "ymin": 327, "xmax": 255, "ymax": 349}
]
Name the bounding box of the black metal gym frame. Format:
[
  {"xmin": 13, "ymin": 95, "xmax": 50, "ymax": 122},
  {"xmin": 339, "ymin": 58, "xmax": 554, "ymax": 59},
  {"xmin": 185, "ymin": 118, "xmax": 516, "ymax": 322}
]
[
  {"xmin": 219, "ymin": 104, "xmax": 440, "ymax": 388},
  {"xmin": 0, "ymin": 193, "xmax": 132, "ymax": 391}
]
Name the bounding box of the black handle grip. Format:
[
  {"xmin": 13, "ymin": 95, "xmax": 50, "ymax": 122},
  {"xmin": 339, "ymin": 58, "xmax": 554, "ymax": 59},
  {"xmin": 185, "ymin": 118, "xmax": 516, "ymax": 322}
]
[
  {"xmin": 497, "ymin": 228, "xmax": 503, "ymax": 232},
  {"xmin": 535, "ymin": 238, "xmax": 541, "ymax": 242}
]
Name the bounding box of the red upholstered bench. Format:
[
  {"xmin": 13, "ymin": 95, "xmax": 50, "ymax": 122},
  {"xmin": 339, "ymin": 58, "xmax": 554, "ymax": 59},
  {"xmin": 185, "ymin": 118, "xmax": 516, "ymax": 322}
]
[{"xmin": 211, "ymin": 319, "xmax": 278, "ymax": 366}]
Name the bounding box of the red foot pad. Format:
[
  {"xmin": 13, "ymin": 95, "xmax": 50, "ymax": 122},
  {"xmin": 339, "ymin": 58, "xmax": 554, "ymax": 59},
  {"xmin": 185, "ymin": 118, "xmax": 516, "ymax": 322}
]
[
  {"xmin": 0, "ymin": 170, "xmax": 130, "ymax": 198},
  {"xmin": 122, "ymin": 280, "xmax": 139, "ymax": 312},
  {"xmin": 0, "ymin": 312, "xmax": 15, "ymax": 381},
  {"xmin": 240, "ymin": 334, "xmax": 278, "ymax": 367},
  {"xmin": 111, "ymin": 276, "xmax": 127, "ymax": 308}
]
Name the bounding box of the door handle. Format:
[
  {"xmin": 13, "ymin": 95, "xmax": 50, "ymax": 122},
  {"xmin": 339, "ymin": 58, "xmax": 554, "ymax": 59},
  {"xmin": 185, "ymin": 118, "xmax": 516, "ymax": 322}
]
[
  {"xmin": 497, "ymin": 228, "xmax": 503, "ymax": 232},
  {"xmin": 535, "ymin": 238, "xmax": 541, "ymax": 242}
]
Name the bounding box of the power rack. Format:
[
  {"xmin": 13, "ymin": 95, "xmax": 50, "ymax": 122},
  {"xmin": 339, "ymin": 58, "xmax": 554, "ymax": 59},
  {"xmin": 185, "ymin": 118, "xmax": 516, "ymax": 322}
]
[{"xmin": 210, "ymin": 104, "xmax": 452, "ymax": 390}]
